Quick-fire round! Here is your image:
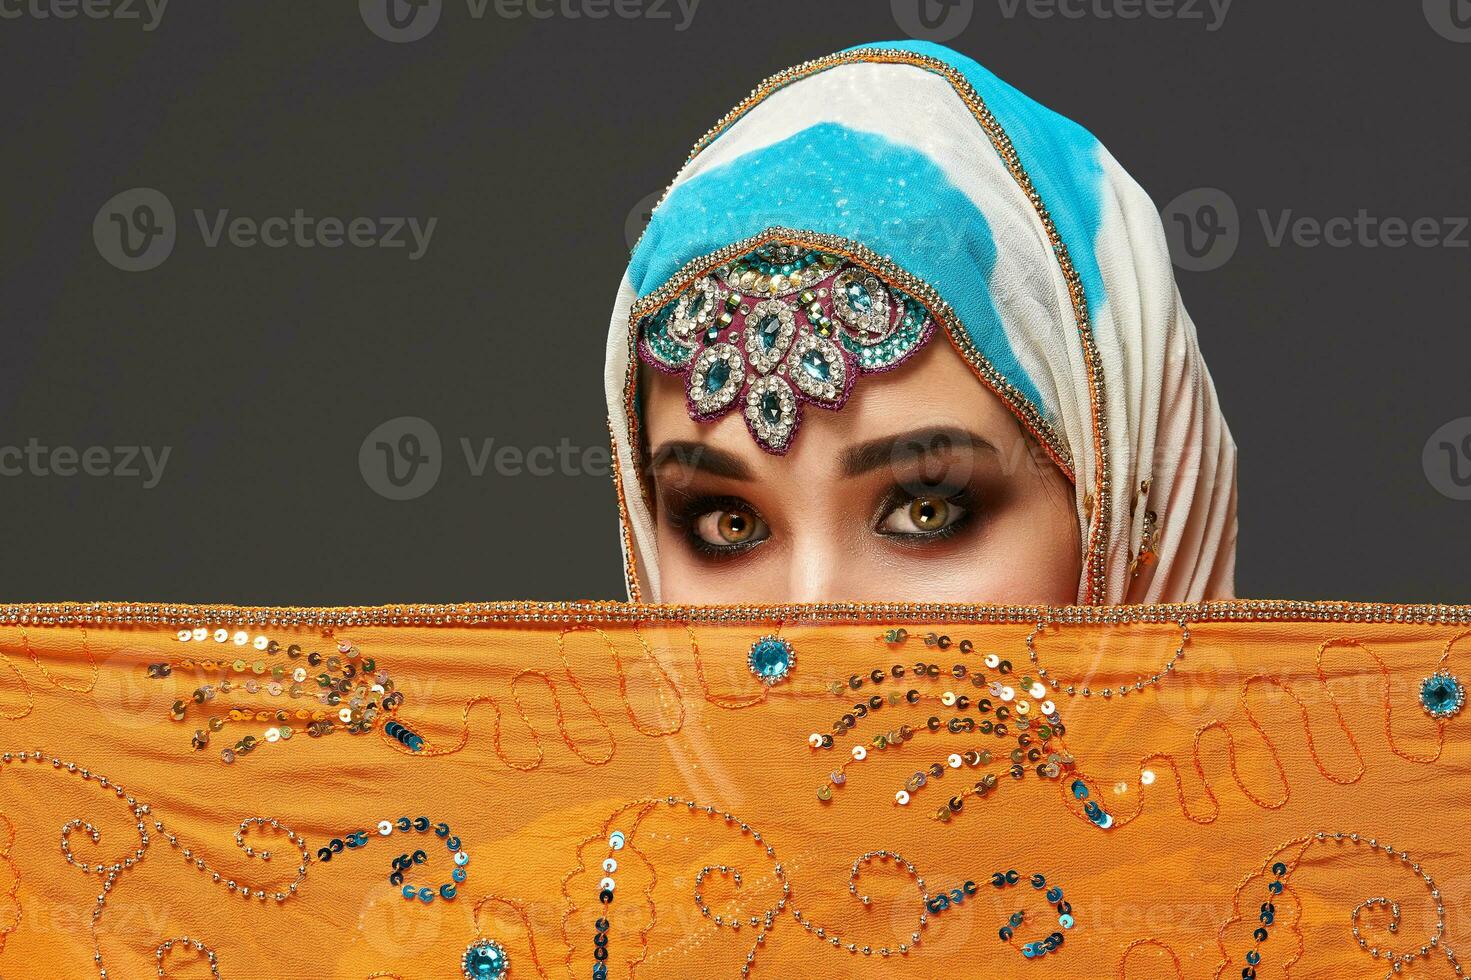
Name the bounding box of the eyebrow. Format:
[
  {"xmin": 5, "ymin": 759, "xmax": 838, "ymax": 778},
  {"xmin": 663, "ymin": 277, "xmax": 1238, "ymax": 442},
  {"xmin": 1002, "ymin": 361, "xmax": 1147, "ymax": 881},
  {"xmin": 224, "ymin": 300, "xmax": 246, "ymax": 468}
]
[
  {"xmin": 840, "ymin": 426, "xmax": 999, "ymax": 478},
  {"xmin": 649, "ymin": 426, "xmax": 997, "ymax": 483},
  {"xmin": 649, "ymin": 441, "xmax": 753, "ymax": 481}
]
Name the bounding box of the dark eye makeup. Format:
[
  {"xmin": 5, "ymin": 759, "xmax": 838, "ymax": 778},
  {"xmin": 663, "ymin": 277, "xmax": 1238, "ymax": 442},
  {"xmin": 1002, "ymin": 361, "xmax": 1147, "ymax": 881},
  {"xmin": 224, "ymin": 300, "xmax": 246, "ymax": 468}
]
[
  {"xmin": 658, "ymin": 479, "xmax": 985, "ymax": 562},
  {"xmin": 872, "ymin": 482, "xmax": 979, "ymax": 544},
  {"xmin": 660, "ymin": 493, "xmax": 772, "ymax": 560}
]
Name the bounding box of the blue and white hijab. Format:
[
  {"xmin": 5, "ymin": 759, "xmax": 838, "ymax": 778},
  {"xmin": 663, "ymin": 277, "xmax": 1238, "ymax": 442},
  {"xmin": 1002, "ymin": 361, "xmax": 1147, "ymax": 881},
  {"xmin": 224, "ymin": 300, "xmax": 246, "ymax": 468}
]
[{"xmin": 606, "ymin": 41, "xmax": 1237, "ymax": 605}]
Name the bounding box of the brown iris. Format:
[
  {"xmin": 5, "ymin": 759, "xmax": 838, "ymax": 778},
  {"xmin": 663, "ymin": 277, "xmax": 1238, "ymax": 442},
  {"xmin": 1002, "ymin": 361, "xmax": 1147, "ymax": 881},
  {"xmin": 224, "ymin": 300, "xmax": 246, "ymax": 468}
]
[
  {"xmin": 717, "ymin": 510, "xmax": 756, "ymax": 544},
  {"xmin": 908, "ymin": 497, "xmax": 949, "ymax": 531}
]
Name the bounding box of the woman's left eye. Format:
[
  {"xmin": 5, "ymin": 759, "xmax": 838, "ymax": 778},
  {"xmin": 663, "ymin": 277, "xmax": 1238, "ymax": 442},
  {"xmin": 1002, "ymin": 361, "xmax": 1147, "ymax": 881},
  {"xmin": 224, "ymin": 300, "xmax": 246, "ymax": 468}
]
[{"xmin": 878, "ymin": 494, "xmax": 968, "ymax": 536}]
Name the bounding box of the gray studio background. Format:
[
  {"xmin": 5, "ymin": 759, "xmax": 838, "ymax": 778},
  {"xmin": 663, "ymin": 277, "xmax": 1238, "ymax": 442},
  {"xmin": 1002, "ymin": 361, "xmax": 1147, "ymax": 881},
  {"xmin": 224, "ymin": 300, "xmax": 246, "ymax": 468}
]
[{"xmin": 1, "ymin": 1, "xmax": 1468, "ymax": 604}]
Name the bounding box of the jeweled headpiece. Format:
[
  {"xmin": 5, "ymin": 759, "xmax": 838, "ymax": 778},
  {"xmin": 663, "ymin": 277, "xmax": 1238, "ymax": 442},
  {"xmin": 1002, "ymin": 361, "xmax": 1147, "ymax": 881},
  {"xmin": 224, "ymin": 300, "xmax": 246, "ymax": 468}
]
[{"xmin": 637, "ymin": 244, "xmax": 937, "ymax": 454}]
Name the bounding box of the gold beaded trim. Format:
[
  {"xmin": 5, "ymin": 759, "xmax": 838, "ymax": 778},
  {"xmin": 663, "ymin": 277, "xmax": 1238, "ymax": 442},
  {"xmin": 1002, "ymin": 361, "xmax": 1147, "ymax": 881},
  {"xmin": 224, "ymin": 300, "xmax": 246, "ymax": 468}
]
[
  {"xmin": 624, "ymin": 46, "xmax": 1111, "ymax": 601},
  {"xmin": 4, "ymin": 599, "xmax": 1470, "ymax": 629},
  {"xmin": 605, "ymin": 415, "xmax": 644, "ymax": 603}
]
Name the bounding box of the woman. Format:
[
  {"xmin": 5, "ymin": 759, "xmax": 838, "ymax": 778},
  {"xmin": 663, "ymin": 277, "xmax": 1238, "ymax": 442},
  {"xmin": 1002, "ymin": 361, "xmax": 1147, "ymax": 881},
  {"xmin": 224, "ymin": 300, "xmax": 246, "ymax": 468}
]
[{"xmin": 605, "ymin": 40, "xmax": 1236, "ymax": 606}]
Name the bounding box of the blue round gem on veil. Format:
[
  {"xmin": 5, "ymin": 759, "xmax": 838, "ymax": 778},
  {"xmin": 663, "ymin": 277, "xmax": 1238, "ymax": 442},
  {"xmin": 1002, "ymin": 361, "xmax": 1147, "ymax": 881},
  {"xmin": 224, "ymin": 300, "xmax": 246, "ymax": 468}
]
[
  {"xmin": 461, "ymin": 938, "xmax": 508, "ymax": 980},
  {"xmin": 748, "ymin": 636, "xmax": 794, "ymax": 686},
  {"xmin": 1419, "ymin": 670, "xmax": 1465, "ymax": 719}
]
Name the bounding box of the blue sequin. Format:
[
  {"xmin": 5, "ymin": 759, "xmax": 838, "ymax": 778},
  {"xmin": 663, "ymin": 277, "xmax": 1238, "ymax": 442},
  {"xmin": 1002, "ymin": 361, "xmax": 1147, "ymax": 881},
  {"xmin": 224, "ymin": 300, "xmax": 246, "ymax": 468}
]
[
  {"xmin": 1420, "ymin": 671, "xmax": 1465, "ymax": 719},
  {"xmin": 747, "ymin": 636, "xmax": 794, "ymax": 686}
]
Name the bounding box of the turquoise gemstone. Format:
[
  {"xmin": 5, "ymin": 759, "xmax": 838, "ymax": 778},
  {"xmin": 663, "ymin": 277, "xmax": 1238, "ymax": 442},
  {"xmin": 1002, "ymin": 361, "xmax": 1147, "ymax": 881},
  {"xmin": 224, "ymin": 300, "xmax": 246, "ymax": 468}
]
[
  {"xmin": 800, "ymin": 350, "xmax": 830, "ymax": 382},
  {"xmin": 462, "ymin": 940, "xmax": 508, "ymax": 980},
  {"xmin": 748, "ymin": 637, "xmax": 793, "ymax": 684},
  {"xmin": 645, "ymin": 305, "xmax": 672, "ymax": 339},
  {"xmin": 845, "ymin": 280, "xmax": 872, "ymax": 313},
  {"xmin": 704, "ymin": 360, "xmax": 729, "ymax": 394},
  {"xmin": 756, "ymin": 313, "xmax": 782, "ymax": 350},
  {"xmin": 686, "ymin": 290, "xmax": 706, "ymax": 318},
  {"xmin": 1420, "ymin": 672, "xmax": 1464, "ymax": 718},
  {"xmin": 760, "ymin": 391, "xmax": 782, "ymax": 424}
]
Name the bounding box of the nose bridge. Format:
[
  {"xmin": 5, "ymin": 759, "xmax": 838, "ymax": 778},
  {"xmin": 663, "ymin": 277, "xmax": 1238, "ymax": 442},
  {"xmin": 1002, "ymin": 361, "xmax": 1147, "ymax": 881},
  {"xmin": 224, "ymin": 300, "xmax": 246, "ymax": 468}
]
[{"xmin": 783, "ymin": 524, "xmax": 843, "ymax": 603}]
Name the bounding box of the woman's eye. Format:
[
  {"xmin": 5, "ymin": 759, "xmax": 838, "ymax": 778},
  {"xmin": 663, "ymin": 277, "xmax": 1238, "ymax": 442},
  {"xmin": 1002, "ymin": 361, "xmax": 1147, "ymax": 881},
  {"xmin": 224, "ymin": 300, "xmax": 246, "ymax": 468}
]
[
  {"xmin": 693, "ymin": 507, "xmax": 768, "ymax": 549},
  {"xmin": 879, "ymin": 495, "xmax": 967, "ymax": 536}
]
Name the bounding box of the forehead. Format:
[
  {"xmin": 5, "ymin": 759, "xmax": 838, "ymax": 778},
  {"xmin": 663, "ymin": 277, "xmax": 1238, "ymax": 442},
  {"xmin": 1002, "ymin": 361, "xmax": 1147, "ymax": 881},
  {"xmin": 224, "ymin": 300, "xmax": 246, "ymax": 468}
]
[{"xmin": 642, "ymin": 339, "xmax": 1026, "ymax": 477}]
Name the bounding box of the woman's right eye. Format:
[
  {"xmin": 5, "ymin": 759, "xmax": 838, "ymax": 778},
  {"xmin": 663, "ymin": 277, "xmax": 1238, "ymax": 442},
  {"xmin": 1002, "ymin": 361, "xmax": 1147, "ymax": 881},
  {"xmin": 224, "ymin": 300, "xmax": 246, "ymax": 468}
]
[{"xmin": 692, "ymin": 506, "xmax": 768, "ymax": 550}]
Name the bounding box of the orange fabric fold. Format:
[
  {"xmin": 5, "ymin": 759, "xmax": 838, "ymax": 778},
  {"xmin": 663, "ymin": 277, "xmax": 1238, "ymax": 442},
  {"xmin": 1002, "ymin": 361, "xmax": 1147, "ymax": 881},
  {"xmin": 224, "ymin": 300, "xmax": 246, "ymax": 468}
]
[{"xmin": 0, "ymin": 602, "xmax": 1467, "ymax": 979}]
